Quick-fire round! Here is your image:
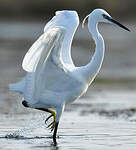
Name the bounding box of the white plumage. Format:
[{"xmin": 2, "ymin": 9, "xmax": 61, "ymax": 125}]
[{"xmin": 9, "ymin": 9, "xmax": 130, "ymax": 144}]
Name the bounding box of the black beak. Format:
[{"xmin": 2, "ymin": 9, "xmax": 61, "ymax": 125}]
[{"xmin": 107, "ymin": 17, "xmax": 130, "ymax": 32}]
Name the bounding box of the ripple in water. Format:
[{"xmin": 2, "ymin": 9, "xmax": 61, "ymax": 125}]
[{"xmin": 5, "ymin": 113, "xmax": 50, "ymax": 139}]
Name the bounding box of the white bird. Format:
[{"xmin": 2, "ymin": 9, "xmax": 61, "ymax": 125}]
[{"xmin": 9, "ymin": 9, "xmax": 130, "ymax": 144}]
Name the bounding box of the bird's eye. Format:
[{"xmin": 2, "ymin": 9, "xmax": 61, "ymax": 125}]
[{"xmin": 102, "ymin": 14, "xmax": 108, "ymax": 19}]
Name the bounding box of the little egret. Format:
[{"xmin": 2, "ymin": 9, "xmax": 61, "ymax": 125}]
[{"xmin": 9, "ymin": 9, "xmax": 130, "ymax": 144}]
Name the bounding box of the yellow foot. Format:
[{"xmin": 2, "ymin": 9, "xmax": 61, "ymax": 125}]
[{"xmin": 45, "ymin": 110, "xmax": 56, "ymax": 132}]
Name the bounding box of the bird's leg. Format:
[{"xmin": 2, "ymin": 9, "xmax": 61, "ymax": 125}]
[
  {"xmin": 53, "ymin": 121, "xmax": 59, "ymax": 146},
  {"xmin": 35, "ymin": 108, "xmax": 56, "ymax": 132},
  {"xmin": 45, "ymin": 110, "xmax": 56, "ymax": 132},
  {"xmin": 36, "ymin": 104, "xmax": 65, "ymax": 145},
  {"xmin": 52, "ymin": 104, "xmax": 65, "ymax": 145}
]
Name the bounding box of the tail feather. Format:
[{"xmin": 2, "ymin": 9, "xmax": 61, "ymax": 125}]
[{"xmin": 9, "ymin": 77, "xmax": 25, "ymax": 94}]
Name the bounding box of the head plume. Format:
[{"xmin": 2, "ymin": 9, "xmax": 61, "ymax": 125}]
[{"xmin": 82, "ymin": 15, "xmax": 89, "ymax": 28}]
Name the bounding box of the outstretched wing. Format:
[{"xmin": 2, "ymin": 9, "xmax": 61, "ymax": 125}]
[
  {"xmin": 22, "ymin": 27, "xmax": 66, "ymax": 72},
  {"xmin": 22, "ymin": 27, "xmax": 67, "ymax": 103},
  {"xmin": 43, "ymin": 11, "xmax": 79, "ymax": 66},
  {"xmin": 9, "ymin": 10, "xmax": 79, "ymax": 96},
  {"xmin": 10, "ymin": 27, "xmax": 66, "ymax": 98}
]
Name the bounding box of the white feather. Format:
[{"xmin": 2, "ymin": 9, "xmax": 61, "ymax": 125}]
[
  {"xmin": 22, "ymin": 27, "xmax": 67, "ymax": 104},
  {"xmin": 9, "ymin": 77, "xmax": 25, "ymax": 94},
  {"xmin": 22, "ymin": 27, "xmax": 65, "ymax": 72}
]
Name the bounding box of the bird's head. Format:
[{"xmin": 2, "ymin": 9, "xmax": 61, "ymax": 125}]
[{"xmin": 82, "ymin": 9, "xmax": 130, "ymax": 32}]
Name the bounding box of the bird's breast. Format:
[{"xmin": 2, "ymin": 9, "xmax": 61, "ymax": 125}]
[{"xmin": 64, "ymin": 79, "xmax": 88, "ymax": 104}]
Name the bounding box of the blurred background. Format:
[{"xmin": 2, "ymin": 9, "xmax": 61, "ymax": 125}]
[
  {"xmin": 0, "ymin": 0, "xmax": 135, "ymax": 19},
  {"xmin": 0, "ymin": 0, "xmax": 135, "ymax": 114}
]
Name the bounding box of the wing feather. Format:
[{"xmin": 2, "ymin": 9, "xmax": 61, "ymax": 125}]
[{"xmin": 22, "ymin": 27, "xmax": 66, "ymax": 72}]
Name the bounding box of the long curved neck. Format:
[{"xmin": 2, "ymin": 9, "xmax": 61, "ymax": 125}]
[{"xmin": 82, "ymin": 20, "xmax": 105, "ymax": 84}]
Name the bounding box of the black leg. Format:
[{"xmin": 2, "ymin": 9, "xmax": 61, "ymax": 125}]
[
  {"xmin": 22, "ymin": 101, "xmax": 50, "ymax": 114},
  {"xmin": 53, "ymin": 122, "xmax": 59, "ymax": 145},
  {"xmin": 35, "ymin": 107, "xmax": 58, "ymax": 145},
  {"xmin": 22, "ymin": 100, "xmax": 29, "ymax": 107}
]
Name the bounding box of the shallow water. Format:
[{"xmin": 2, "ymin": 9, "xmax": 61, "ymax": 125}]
[
  {"xmin": 1, "ymin": 88, "xmax": 136, "ymax": 150},
  {"xmin": 0, "ymin": 111, "xmax": 136, "ymax": 150},
  {"xmin": 0, "ymin": 21, "xmax": 136, "ymax": 149}
]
